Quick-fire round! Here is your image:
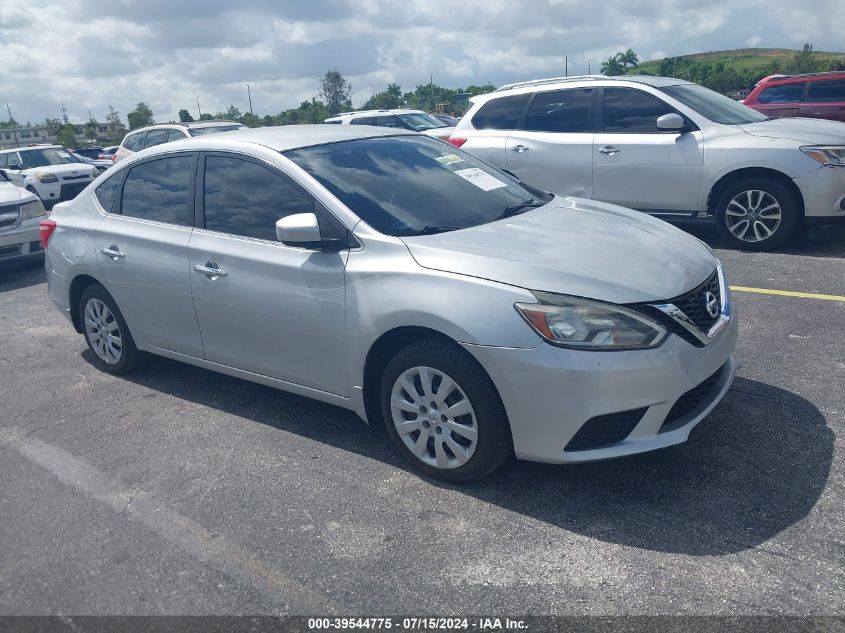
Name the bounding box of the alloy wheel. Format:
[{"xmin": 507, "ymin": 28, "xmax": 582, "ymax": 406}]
[
  {"xmin": 84, "ymin": 298, "xmax": 123, "ymax": 365},
  {"xmin": 724, "ymin": 189, "xmax": 782, "ymax": 243},
  {"xmin": 390, "ymin": 365, "xmax": 479, "ymax": 469}
]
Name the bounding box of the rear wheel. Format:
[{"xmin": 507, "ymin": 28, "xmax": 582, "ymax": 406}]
[
  {"xmin": 714, "ymin": 177, "xmax": 801, "ymax": 251},
  {"xmin": 79, "ymin": 284, "xmax": 144, "ymax": 374}
]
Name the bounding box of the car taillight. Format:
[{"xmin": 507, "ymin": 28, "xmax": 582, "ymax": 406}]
[
  {"xmin": 448, "ymin": 137, "xmax": 467, "ymax": 148},
  {"xmin": 39, "ymin": 219, "xmax": 57, "ymax": 248},
  {"xmin": 111, "ymin": 155, "xmax": 117, "ymax": 162}
]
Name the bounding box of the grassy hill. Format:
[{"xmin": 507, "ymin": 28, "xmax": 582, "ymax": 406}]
[{"xmin": 632, "ymin": 47, "xmax": 845, "ymax": 76}]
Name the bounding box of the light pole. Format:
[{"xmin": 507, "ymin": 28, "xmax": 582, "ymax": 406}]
[{"xmin": 588, "ymin": 59, "xmax": 592, "ymax": 75}]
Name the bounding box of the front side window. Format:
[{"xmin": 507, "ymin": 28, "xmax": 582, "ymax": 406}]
[
  {"xmin": 757, "ymin": 82, "xmax": 806, "ymax": 104},
  {"xmin": 397, "ymin": 113, "xmax": 447, "ymax": 131},
  {"xmin": 524, "ymin": 88, "xmax": 592, "ymax": 133},
  {"xmin": 375, "ymin": 116, "xmax": 406, "ymax": 129},
  {"xmin": 807, "ymin": 79, "xmax": 845, "ymax": 102},
  {"xmin": 95, "ymin": 173, "xmax": 122, "ymax": 212},
  {"xmin": 143, "ymin": 129, "xmax": 170, "ymax": 148},
  {"xmin": 203, "ymin": 155, "xmax": 315, "ymax": 241},
  {"xmin": 602, "ymin": 88, "xmax": 676, "ymax": 133},
  {"xmin": 19, "ymin": 148, "xmax": 79, "ymax": 169},
  {"xmin": 471, "ymin": 94, "xmax": 531, "ymax": 130},
  {"xmin": 120, "ymin": 155, "xmax": 194, "ymax": 225},
  {"xmin": 285, "ymin": 135, "xmax": 551, "ymax": 237},
  {"xmin": 350, "ymin": 117, "xmax": 377, "ymax": 126}
]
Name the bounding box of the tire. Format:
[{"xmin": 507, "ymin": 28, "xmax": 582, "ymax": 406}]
[
  {"xmin": 714, "ymin": 177, "xmax": 801, "ymax": 251},
  {"xmin": 79, "ymin": 284, "xmax": 144, "ymax": 375},
  {"xmin": 379, "ymin": 338, "xmax": 512, "ymax": 483}
]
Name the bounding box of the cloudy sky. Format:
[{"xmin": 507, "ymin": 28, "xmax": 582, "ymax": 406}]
[{"xmin": 0, "ymin": 0, "xmax": 841, "ymax": 125}]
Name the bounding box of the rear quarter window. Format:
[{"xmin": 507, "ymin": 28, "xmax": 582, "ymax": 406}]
[
  {"xmin": 95, "ymin": 173, "xmax": 123, "ymax": 212},
  {"xmin": 123, "ymin": 132, "xmax": 145, "ymax": 152},
  {"xmin": 807, "ymin": 79, "xmax": 845, "ymax": 102},
  {"xmin": 471, "ymin": 94, "xmax": 531, "ymax": 130}
]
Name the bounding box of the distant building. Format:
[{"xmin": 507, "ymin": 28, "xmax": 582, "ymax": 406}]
[{"xmin": 0, "ymin": 123, "xmax": 127, "ymax": 150}]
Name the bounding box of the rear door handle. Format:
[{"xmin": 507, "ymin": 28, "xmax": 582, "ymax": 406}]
[
  {"xmin": 193, "ymin": 261, "xmax": 227, "ymax": 279},
  {"xmin": 511, "ymin": 144, "xmax": 529, "ymax": 153},
  {"xmin": 101, "ymin": 245, "xmax": 125, "ymax": 260},
  {"xmin": 598, "ymin": 146, "xmax": 621, "ymax": 155}
]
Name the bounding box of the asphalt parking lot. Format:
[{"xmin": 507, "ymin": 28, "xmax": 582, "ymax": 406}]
[{"xmin": 0, "ymin": 223, "xmax": 843, "ymax": 616}]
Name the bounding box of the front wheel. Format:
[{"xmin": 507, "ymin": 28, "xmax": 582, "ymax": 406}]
[
  {"xmin": 380, "ymin": 338, "xmax": 512, "ymax": 483},
  {"xmin": 714, "ymin": 177, "xmax": 801, "ymax": 251}
]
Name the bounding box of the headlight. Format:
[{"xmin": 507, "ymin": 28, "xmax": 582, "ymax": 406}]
[
  {"xmin": 20, "ymin": 199, "xmax": 46, "ymax": 220},
  {"xmin": 800, "ymin": 146, "xmax": 845, "ymax": 166},
  {"xmin": 515, "ymin": 292, "xmax": 667, "ymax": 350},
  {"xmin": 33, "ymin": 171, "xmax": 59, "ymax": 183}
]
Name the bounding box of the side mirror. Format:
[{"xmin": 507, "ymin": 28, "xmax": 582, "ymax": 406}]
[
  {"xmin": 656, "ymin": 113, "xmax": 686, "ymax": 134},
  {"xmin": 276, "ymin": 213, "xmax": 322, "ymax": 247}
]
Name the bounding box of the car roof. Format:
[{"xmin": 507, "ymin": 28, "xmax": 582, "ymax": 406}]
[
  {"xmin": 127, "ymin": 120, "xmax": 244, "ymax": 134},
  {"xmin": 327, "ymin": 109, "xmax": 426, "ymax": 118},
  {"xmin": 755, "ymin": 71, "xmax": 845, "ymax": 86},
  {"xmin": 0, "ymin": 144, "xmax": 62, "ymax": 153},
  {"xmin": 493, "ymin": 74, "xmax": 691, "ymax": 92}
]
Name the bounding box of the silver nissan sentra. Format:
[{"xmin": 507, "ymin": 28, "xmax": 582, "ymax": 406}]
[{"xmin": 44, "ymin": 125, "xmax": 737, "ymax": 482}]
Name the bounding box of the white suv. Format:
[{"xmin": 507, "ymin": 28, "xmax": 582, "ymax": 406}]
[
  {"xmin": 451, "ymin": 76, "xmax": 845, "ymax": 250},
  {"xmin": 325, "ymin": 109, "xmax": 455, "ymax": 141},
  {"xmin": 0, "ymin": 145, "xmax": 98, "ymax": 206},
  {"xmin": 115, "ymin": 121, "xmax": 247, "ymax": 163}
]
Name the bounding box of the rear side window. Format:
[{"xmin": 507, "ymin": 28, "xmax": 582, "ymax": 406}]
[
  {"xmin": 95, "ymin": 174, "xmax": 122, "ymax": 212},
  {"xmin": 806, "ymin": 79, "xmax": 845, "ymax": 102},
  {"xmin": 202, "ymin": 155, "xmax": 315, "ymax": 241},
  {"xmin": 143, "ymin": 129, "xmax": 170, "ymax": 148},
  {"xmin": 167, "ymin": 129, "xmax": 188, "ymax": 142},
  {"xmin": 123, "ymin": 132, "xmax": 145, "ymax": 152},
  {"xmin": 602, "ymin": 88, "xmax": 675, "ymax": 133},
  {"xmin": 757, "ymin": 82, "xmax": 806, "ymax": 104},
  {"xmin": 121, "ymin": 155, "xmax": 194, "ymax": 226},
  {"xmin": 471, "ymin": 94, "xmax": 531, "ymax": 130},
  {"xmin": 524, "ymin": 88, "xmax": 592, "ymax": 133}
]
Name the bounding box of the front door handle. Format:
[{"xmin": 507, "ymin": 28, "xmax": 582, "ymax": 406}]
[
  {"xmin": 193, "ymin": 261, "xmax": 227, "ymax": 279},
  {"xmin": 101, "ymin": 245, "xmax": 125, "ymax": 260},
  {"xmin": 511, "ymin": 144, "xmax": 529, "ymax": 153},
  {"xmin": 598, "ymin": 146, "xmax": 621, "ymax": 155}
]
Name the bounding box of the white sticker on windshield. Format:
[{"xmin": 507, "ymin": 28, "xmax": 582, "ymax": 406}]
[{"xmin": 453, "ymin": 167, "xmax": 508, "ymax": 191}]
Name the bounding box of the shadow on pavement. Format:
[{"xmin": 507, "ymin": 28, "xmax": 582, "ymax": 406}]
[
  {"xmin": 0, "ymin": 258, "xmax": 46, "ymax": 293},
  {"xmin": 104, "ymin": 351, "xmax": 833, "ymax": 557}
]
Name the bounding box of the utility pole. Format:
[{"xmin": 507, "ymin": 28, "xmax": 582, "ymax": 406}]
[
  {"xmin": 246, "ymin": 84, "xmax": 253, "ymax": 115},
  {"xmin": 588, "ymin": 59, "xmax": 592, "ymax": 75},
  {"xmin": 429, "ymin": 73, "xmax": 434, "ymax": 112},
  {"xmin": 565, "ymin": 56, "xmax": 568, "ymax": 77},
  {"xmin": 197, "ymin": 97, "xmax": 203, "ymax": 119},
  {"xmin": 60, "ymin": 99, "xmax": 69, "ymax": 124}
]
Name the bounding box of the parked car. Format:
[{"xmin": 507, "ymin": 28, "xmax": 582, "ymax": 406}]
[
  {"xmin": 71, "ymin": 146, "xmax": 104, "ymax": 159},
  {"xmin": 744, "ymin": 71, "xmax": 845, "ymax": 122},
  {"xmin": 44, "ymin": 125, "xmax": 737, "ymax": 482},
  {"xmin": 450, "ymin": 75, "xmax": 845, "ymax": 250},
  {"xmin": 97, "ymin": 146, "xmax": 118, "ymax": 161},
  {"xmin": 0, "ymin": 169, "xmax": 47, "ymax": 264},
  {"xmin": 432, "ymin": 113, "xmax": 460, "ymax": 126},
  {"xmin": 0, "ymin": 145, "xmax": 98, "ymax": 206},
  {"xmin": 324, "ymin": 109, "xmax": 455, "ymax": 141},
  {"xmin": 69, "ymin": 150, "xmax": 113, "ymax": 174},
  {"xmin": 114, "ymin": 121, "xmax": 247, "ymax": 163}
]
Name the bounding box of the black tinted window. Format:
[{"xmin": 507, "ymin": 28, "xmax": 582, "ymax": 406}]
[
  {"xmin": 472, "ymin": 94, "xmax": 530, "ymax": 130},
  {"xmin": 121, "ymin": 156, "xmax": 194, "ymax": 225},
  {"xmin": 95, "ymin": 174, "xmax": 122, "ymax": 212},
  {"xmin": 524, "ymin": 88, "xmax": 592, "ymax": 133},
  {"xmin": 807, "ymin": 79, "xmax": 845, "ymax": 102},
  {"xmin": 123, "ymin": 132, "xmax": 145, "ymax": 151},
  {"xmin": 144, "ymin": 129, "xmax": 170, "ymax": 148},
  {"xmin": 351, "ymin": 117, "xmax": 377, "ymax": 126},
  {"xmin": 203, "ymin": 155, "xmax": 315, "ymax": 241},
  {"xmin": 376, "ymin": 116, "xmax": 405, "ymax": 128},
  {"xmin": 602, "ymin": 88, "xmax": 675, "ymax": 133},
  {"xmin": 758, "ymin": 82, "xmax": 806, "ymax": 104},
  {"xmin": 167, "ymin": 129, "xmax": 188, "ymax": 142}
]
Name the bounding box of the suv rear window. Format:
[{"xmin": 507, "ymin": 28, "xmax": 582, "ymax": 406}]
[
  {"xmin": 524, "ymin": 88, "xmax": 592, "ymax": 133},
  {"xmin": 123, "ymin": 132, "xmax": 145, "ymax": 152},
  {"xmin": 471, "ymin": 94, "xmax": 530, "ymax": 130},
  {"xmin": 806, "ymin": 79, "xmax": 845, "ymax": 102},
  {"xmin": 757, "ymin": 82, "xmax": 806, "ymax": 104}
]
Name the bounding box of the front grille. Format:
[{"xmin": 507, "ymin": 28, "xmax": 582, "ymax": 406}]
[
  {"xmin": 565, "ymin": 407, "xmax": 647, "ymax": 452},
  {"xmin": 60, "ymin": 182, "xmax": 88, "ymax": 200},
  {"xmin": 0, "ymin": 203, "xmax": 19, "ymax": 230},
  {"xmin": 660, "ymin": 365, "xmax": 725, "ymax": 433},
  {"xmin": 0, "ymin": 244, "xmax": 22, "ymax": 259}
]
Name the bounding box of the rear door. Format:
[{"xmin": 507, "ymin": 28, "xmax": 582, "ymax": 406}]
[
  {"xmin": 800, "ymin": 78, "xmax": 845, "ymax": 122},
  {"xmin": 592, "ymin": 87, "xmax": 703, "ymax": 213},
  {"xmin": 504, "ymin": 87, "xmax": 594, "ymax": 198},
  {"xmin": 188, "ymin": 153, "xmax": 348, "ymax": 395},
  {"xmin": 461, "ymin": 93, "xmax": 530, "ymax": 170},
  {"xmin": 754, "ymin": 82, "xmax": 806, "ymax": 118},
  {"xmin": 93, "ymin": 152, "xmax": 204, "ymax": 357}
]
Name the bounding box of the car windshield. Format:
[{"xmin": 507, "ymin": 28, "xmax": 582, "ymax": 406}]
[
  {"xmin": 19, "ymin": 148, "xmax": 80, "ymax": 169},
  {"xmin": 189, "ymin": 124, "xmax": 246, "ymax": 137},
  {"xmin": 285, "ymin": 135, "xmax": 552, "ymax": 236},
  {"xmin": 661, "ymin": 84, "xmax": 768, "ymax": 125},
  {"xmin": 397, "ymin": 113, "xmax": 448, "ymax": 131}
]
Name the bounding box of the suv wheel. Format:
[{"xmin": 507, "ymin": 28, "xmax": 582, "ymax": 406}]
[
  {"xmin": 714, "ymin": 177, "xmax": 801, "ymax": 251},
  {"xmin": 79, "ymin": 284, "xmax": 144, "ymax": 374},
  {"xmin": 380, "ymin": 338, "xmax": 512, "ymax": 483}
]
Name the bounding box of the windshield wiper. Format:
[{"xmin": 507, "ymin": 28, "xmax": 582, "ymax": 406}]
[
  {"xmin": 495, "ymin": 199, "xmax": 545, "ymax": 221},
  {"xmin": 401, "ymin": 224, "xmax": 462, "ymax": 236}
]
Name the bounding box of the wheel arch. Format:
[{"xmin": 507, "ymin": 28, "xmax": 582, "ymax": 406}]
[
  {"xmin": 706, "ymin": 167, "xmax": 805, "ymax": 221},
  {"xmin": 68, "ymin": 274, "xmax": 103, "ymax": 333}
]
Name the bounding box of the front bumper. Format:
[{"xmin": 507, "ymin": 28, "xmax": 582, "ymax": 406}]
[
  {"xmin": 793, "ymin": 166, "xmax": 845, "ymax": 221},
  {"xmin": 0, "ymin": 217, "xmax": 44, "ymax": 263},
  {"xmin": 461, "ymin": 313, "xmax": 738, "ymax": 464}
]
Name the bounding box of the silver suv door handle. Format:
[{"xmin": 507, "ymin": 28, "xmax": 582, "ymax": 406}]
[
  {"xmin": 511, "ymin": 144, "xmax": 529, "ymax": 153},
  {"xmin": 194, "ymin": 262, "xmax": 227, "ymax": 279},
  {"xmin": 101, "ymin": 245, "xmax": 125, "ymax": 260},
  {"xmin": 598, "ymin": 146, "xmax": 621, "ymax": 155}
]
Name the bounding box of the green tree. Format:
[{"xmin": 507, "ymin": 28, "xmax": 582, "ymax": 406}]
[
  {"xmin": 105, "ymin": 106, "xmax": 122, "ymax": 140},
  {"xmin": 215, "ymin": 104, "xmax": 242, "ymax": 121},
  {"xmin": 178, "ymin": 109, "xmax": 194, "ymax": 123},
  {"xmin": 240, "ymin": 112, "xmax": 261, "ymax": 128},
  {"xmin": 84, "ymin": 116, "xmax": 99, "ymax": 141},
  {"xmin": 620, "ymin": 49, "xmax": 639, "ymax": 69},
  {"xmin": 56, "ymin": 124, "xmax": 77, "ymax": 148},
  {"xmin": 364, "ymin": 82, "xmax": 404, "ymax": 110},
  {"xmin": 319, "ymin": 69, "xmax": 353, "ymax": 115},
  {"xmin": 199, "ymin": 113, "xmax": 214, "ymax": 121},
  {"xmin": 791, "ymin": 43, "xmax": 819, "ymax": 74},
  {"xmin": 601, "ymin": 54, "xmax": 625, "ymax": 76},
  {"xmin": 127, "ymin": 102, "xmax": 154, "ymax": 130},
  {"xmin": 44, "ymin": 118, "xmax": 63, "ymax": 135}
]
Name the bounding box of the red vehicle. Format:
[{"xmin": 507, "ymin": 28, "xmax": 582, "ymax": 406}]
[{"xmin": 743, "ymin": 71, "xmax": 845, "ymax": 122}]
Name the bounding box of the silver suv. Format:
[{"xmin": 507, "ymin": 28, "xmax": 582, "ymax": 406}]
[
  {"xmin": 451, "ymin": 75, "xmax": 845, "ymax": 250},
  {"xmin": 115, "ymin": 121, "xmax": 246, "ymax": 163}
]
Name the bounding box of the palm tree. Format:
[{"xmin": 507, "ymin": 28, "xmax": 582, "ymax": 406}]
[
  {"xmin": 620, "ymin": 49, "xmax": 639, "ymax": 69},
  {"xmin": 601, "ymin": 54, "xmax": 625, "ymax": 76}
]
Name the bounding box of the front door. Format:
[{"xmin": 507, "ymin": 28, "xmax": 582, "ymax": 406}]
[{"xmin": 188, "ymin": 153, "xmax": 348, "ymax": 395}]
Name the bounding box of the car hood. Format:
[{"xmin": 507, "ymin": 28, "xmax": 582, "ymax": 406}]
[
  {"xmin": 739, "ymin": 117, "xmax": 845, "ymax": 144},
  {"xmin": 400, "ymin": 197, "xmax": 717, "ymax": 304},
  {"xmin": 22, "ymin": 163, "xmax": 96, "ymax": 177},
  {"xmin": 0, "ymin": 180, "xmax": 27, "ymax": 204}
]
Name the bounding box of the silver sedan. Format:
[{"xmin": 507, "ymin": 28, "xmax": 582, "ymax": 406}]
[{"xmin": 44, "ymin": 125, "xmax": 737, "ymax": 482}]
